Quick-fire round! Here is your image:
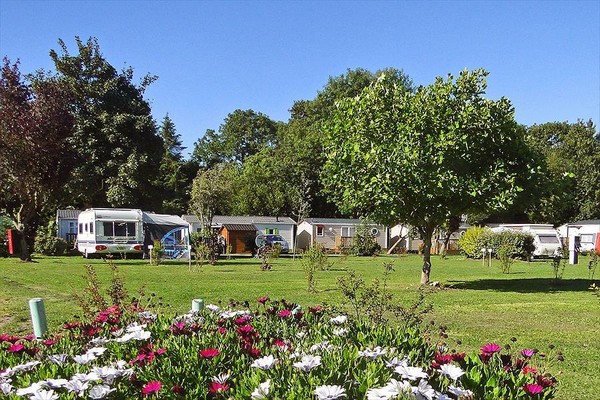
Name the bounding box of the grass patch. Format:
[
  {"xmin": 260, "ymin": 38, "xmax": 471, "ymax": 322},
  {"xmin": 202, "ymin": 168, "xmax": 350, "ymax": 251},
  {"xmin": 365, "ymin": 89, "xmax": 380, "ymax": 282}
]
[{"xmin": 0, "ymin": 254, "xmax": 598, "ymax": 399}]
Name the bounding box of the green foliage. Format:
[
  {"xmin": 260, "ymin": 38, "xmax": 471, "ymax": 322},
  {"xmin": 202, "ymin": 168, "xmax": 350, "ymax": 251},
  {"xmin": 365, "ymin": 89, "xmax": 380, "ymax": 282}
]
[
  {"xmin": 551, "ymin": 249, "xmax": 567, "ymax": 281},
  {"xmin": 33, "ymin": 221, "xmax": 68, "ymax": 256},
  {"xmin": 190, "ymin": 229, "xmax": 221, "ymax": 266},
  {"xmin": 459, "ymin": 227, "xmax": 535, "ymax": 261},
  {"xmin": 149, "ymin": 240, "xmax": 165, "ymax": 266},
  {"xmin": 301, "ymin": 243, "xmax": 328, "ymax": 292},
  {"xmin": 351, "ymin": 220, "xmax": 382, "ymax": 256},
  {"xmin": 322, "ymin": 69, "xmax": 535, "ymax": 283},
  {"xmin": 72, "ymin": 260, "xmax": 128, "ymax": 318},
  {"xmin": 0, "ymin": 217, "xmax": 11, "ymax": 257},
  {"xmin": 497, "ymin": 244, "xmax": 515, "ymax": 274},
  {"xmin": 189, "ymin": 163, "xmax": 238, "ymax": 225},
  {"xmin": 48, "ymin": 37, "xmax": 163, "ymax": 210},
  {"xmin": 587, "ymin": 251, "xmax": 598, "ymax": 280},
  {"xmin": 458, "ymin": 226, "xmax": 491, "ymax": 258}
]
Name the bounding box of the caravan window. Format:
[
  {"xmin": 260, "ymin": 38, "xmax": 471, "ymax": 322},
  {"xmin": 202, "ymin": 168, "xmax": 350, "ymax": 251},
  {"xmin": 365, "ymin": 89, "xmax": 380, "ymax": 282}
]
[
  {"xmin": 102, "ymin": 222, "xmax": 136, "ymax": 237},
  {"xmin": 103, "ymin": 222, "xmax": 114, "ymax": 236},
  {"xmin": 581, "ymin": 234, "xmax": 595, "ymax": 244},
  {"xmin": 89, "ymin": 223, "xmax": 93, "ymax": 234},
  {"xmin": 79, "ymin": 223, "xmax": 83, "ymax": 234},
  {"xmin": 538, "ymin": 235, "xmax": 559, "ymax": 244}
]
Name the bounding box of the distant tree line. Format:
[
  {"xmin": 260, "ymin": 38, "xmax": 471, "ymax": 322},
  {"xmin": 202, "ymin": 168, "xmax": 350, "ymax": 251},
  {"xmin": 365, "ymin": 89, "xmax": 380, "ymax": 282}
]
[{"xmin": 1, "ymin": 37, "xmax": 599, "ymax": 262}]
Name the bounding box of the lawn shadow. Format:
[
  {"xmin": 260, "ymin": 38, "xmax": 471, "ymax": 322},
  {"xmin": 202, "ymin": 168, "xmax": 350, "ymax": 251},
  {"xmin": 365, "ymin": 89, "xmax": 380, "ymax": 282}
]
[{"xmin": 447, "ymin": 278, "xmax": 595, "ymax": 293}]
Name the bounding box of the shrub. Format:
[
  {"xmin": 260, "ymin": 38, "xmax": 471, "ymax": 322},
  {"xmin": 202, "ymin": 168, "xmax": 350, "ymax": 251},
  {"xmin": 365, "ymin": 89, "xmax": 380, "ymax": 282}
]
[
  {"xmin": 481, "ymin": 230, "xmax": 535, "ymax": 260},
  {"xmin": 0, "ymin": 217, "xmax": 10, "ymax": 257},
  {"xmin": 190, "ymin": 229, "xmax": 220, "ymax": 265},
  {"xmin": 301, "ymin": 243, "xmax": 328, "ymax": 292},
  {"xmin": 457, "ymin": 226, "xmax": 490, "ymax": 258},
  {"xmin": 34, "ymin": 221, "xmax": 68, "ymax": 256},
  {"xmin": 149, "ymin": 240, "xmax": 165, "ymax": 265},
  {"xmin": 351, "ymin": 220, "xmax": 381, "ymax": 256}
]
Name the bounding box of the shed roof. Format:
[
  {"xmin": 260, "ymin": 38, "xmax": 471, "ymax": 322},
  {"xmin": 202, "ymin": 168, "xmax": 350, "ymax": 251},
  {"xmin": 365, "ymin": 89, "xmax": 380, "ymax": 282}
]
[
  {"xmin": 56, "ymin": 209, "xmax": 81, "ymax": 219},
  {"xmin": 571, "ymin": 219, "xmax": 600, "ymax": 225},
  {"xmin": 212, "ymin": 215, "xmax": 295, "ymax": 226},
  {"xmin": 222, "ymin": 224, "xmax": 257, "ymax": 232}
]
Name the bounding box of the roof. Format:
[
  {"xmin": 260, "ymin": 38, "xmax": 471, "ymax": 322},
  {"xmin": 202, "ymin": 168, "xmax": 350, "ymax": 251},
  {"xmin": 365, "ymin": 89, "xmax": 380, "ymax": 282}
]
[
  {"xmin": 301, "ymin": 218, "xmax": 379, "ymax": 226},
  {"xmin": 56, "ymin": 209, "xmax": 81, "ymax": 219},
  {"xmin": 181, "ymin": 215, "xmax": 201, "ymax": 223},
  {"xmin": 222, "ymin": 223, "xmax": 257, "ymax": 232},
  {"xmin": 212, "ymin": 215, "xmax": 296, "ymax": 226},
  {"xmin": 571, "ymin": 219, "xmax": 600, "ymax": 225},
  {"xmin": 142, "ymin": 213, "xmax": 188, "ymax": 227}
]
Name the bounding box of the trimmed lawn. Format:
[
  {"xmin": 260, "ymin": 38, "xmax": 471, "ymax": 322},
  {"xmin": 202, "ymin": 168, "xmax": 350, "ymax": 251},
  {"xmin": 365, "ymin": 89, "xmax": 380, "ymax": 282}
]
[{"xmin": 0, "ymin": 254, "xmax": 598, "ymax": 398}]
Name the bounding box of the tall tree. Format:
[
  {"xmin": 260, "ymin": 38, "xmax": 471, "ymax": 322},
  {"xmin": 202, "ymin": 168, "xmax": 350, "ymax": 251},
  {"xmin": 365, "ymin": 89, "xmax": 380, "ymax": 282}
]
[
  {"xmin": 157, "ymin": 114, "xmax": 190, "ymax": 214},
  {"xmin": 0, "ymin": 59, "xmax": 74, "ymax": 260},
  {"xmin": 526, "ymin": 120, "xmax": 600, "ymax": 223},
  {"xmin": 191, "ymin": 109, "xmax": 278, "ymax": 167},
  {"xmin": 322, "ymin": 69, "xmax": 536, "ymax": 284},
  {"xmin": 189, "ymin": 163, "xmax": 239, "ymax": 226},
  {"xmin": 48, "ymin": 37, "xmax": 163, "ymax": 209}
]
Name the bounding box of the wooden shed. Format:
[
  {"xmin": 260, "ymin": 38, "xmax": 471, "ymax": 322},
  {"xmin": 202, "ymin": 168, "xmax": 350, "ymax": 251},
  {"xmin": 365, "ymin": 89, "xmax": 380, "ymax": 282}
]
[{"xmin": 219, "ymin": 224, "xmax": 257, "ymax": 254}]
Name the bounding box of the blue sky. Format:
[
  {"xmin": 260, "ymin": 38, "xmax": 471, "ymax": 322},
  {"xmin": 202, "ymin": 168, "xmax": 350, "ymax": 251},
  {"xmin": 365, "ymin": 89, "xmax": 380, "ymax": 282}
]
[{"xmin": 1, "ymin": 1, "xmax": 598, "ymax": 156}]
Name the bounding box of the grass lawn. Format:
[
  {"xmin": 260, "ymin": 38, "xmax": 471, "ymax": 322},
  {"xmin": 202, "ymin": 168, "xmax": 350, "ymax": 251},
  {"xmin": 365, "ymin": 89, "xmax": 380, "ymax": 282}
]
[{"xmin": 0, "ymin": 253, "xmax": 598, "ymax": 398}]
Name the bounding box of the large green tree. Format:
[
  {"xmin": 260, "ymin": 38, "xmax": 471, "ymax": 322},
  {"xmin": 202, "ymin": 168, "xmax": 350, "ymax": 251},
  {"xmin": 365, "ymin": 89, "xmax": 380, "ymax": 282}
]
[
  {"xmin": 525, "ymin": 120, "xmax": 600, "ymax": 223},
  {"xmin": 192, "ymin": 109, "xmax": 278, "ymax": 167},
  {"xmin": 189, "ymin": 163, "xmax": 239, "ymax": 226},
  {"xmin": 0, "ymin": 59, "xmax": 74, "ymax": 260},
  {"xmin": 323, "ymin": 69, "xmax": 537, "ymax": 284},
  {"xmin": 48, "ymin": 37, "xmax": 163, "ymax": 209}
]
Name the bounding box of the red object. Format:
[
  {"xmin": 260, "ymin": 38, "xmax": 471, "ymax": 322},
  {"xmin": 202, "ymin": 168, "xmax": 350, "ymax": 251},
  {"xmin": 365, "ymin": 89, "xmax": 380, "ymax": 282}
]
[
  {"xmin": 7, "ymin": 229, "xmax": 21, "ymax": 255},
  {"xmin": 133, "ymin": 245, "xmax": 143, "ymax": 251},
  {"xmin": 596, "ymin": 233, "xmax": 600, "ymax": 254},
  {"xmin": 95, "ymin": 245, "xmax": 107, "ymax": 251}
]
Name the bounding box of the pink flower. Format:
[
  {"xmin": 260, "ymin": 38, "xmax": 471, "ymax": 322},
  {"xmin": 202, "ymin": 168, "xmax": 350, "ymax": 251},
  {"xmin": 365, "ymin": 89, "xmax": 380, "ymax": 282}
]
[
  {"xmin": 277, "ymin": 309, "xmax": 292, "ymax": 318},
  {"xmin": 521, "ymin": 348, "xmax": 535, "ymax": 358},
  {"xmin": 523, "ymin": 365, "xmax": 538, "ymax": 375},
  {"xmin": 208, "ymin": 382, "xmax": 229, "ymax": 394},
  {"xmin": 199, "ymin": 348, "xmax": 220, "ymax": 359},
  {"xmin": 480, "ymin": 343, "xmax": 501, "ymax": 355},
  {"xmin": 42, "ymin": 339, "xmax": 57, "ymax": 346},
  {"xmin": 7, "ymin": 344, "xmax": 24, "ymax": 354},
  {"xmin": 523, "ymin": 383, "xmax": 544, "ymax": 396},
  {"xmin": 142, "ymin": 381, "xmax": 162, "ymax": 395},
  {"xmin": 257, "ymin": 296, "xmax": 269, "ymax": 304}
]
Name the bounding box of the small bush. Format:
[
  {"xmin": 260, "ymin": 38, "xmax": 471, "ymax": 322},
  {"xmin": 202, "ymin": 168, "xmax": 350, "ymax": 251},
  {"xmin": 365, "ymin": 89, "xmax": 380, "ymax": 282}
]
[
  {"xmin": 149, "ymin": 240, "xmax": 165, "ymax": 265},
  {"xmin": 457, "ymin": 226, "xmax": 490, "ymax": 258},
  {"xmin": 301, "ymin": 243, "xmax": 328, "ymax": 292},
  {"xmin": 34, "ymin": 221, "xmax": 68, "ymax": 256},
  {"xmin": 0, "ymin": 218, "xmax": 10, "ymax": 257},
  {"xmin": 351, "ymin": 220, "xmax": 381, "ymax": 256},
  {"xmin": 190, "ymin": 229, "xmax": 221, "ymax": 265}
]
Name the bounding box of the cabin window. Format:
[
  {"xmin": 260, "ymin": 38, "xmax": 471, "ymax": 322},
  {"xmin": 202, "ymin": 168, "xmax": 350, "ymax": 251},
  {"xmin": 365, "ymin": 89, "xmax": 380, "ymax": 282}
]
[
  {"xmin": 538, "ymin": 235, "xmax": 559, "ymax": 244},
  {"xmin": 265, "ymin": 228, "xmax": 279, "ymax": 235},
  {"xmin": 581, "ymin": 234, "xmax": 595, "ymax": 244},
  {"xmin": 84, "ymin": 223, "xmax": 88, "ymax": 233},
  {"xmin": 78, "ymin": 223, "xmax": 83, "ymax": 234},
  {"xmin": 341, "ymin": 226, "xmax": 352, "ymax": 237},
  {"xmin": 69, "ymin": 222, "xmax": 77, "ymax": 233},
  {"xmin": 316, "ymin": 226, "xmax": 324, "ymax": 237}
]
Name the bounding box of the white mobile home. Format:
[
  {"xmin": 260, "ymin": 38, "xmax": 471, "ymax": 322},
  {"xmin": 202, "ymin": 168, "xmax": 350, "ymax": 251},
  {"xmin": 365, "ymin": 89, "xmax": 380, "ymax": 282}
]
[
  {"xmin": 558, "ymin": 220, "xmax": 600, "ymax": 254},
  {"xmin": 296, "ymin": 218, "xmax": 388, "ymax": 252},
  {"xmin": 77, "ymin": 208, "xmax": 144, "ymax": 258},
  {"xmin": 490, "ymin": 223, "xmax": 562, "ymax": 258},
  {"xmin": 211, "ymin": 215, "xmax": 296, "ymax": 253}
]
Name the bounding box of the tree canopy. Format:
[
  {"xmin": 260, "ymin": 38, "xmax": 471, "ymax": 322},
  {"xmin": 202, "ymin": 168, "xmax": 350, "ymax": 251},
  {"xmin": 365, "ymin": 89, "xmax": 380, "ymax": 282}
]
[{"xmin": 323, "ymin": 69, "xmax": 537, "ymax": 283}]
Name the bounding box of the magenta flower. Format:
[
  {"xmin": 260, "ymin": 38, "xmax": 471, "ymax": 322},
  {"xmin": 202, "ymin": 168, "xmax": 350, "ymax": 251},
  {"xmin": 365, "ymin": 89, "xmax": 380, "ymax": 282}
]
[
  {"xmin": 480, "ymin": 343, "xmax": 501, "ymax": 355},
  {"xmin": 257, "ymin": 296, "xmax": 269, "ymax": 304},
  {"xmin": 277, "ymin": 309, "xmax": 292, "ymax": 318},
  {"xmin": 199, "ymin": 348, "xmax": 220, "ymax": 359},
  {"xmin": 523, "ymin": 383, "xmax": 544, "ymax": 396},
  {"xmin": 208, "ymin": 382, "xmax": 229, "ymax": 394},
  {"xmin": 521, "ymin": 348, "xmax": 535, "ymax": 358},
  {"xmin": 7, "ymin": 343, "xmax": 24, "ymax": 354},
  {"xmin": 142, "ymin": 381, "xmax": 162, "ymax": 395}
]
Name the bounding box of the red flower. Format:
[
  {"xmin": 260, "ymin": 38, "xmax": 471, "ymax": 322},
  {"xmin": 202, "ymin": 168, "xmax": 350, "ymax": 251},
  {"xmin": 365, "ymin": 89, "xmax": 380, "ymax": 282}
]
[
  {"xmin": 142, "ymin": 380, "xmax": 162, "ymax": 395},
  {"xmin": 308, "ymin": 305, "xmax": 323, "ymax": 314},
  {"xmin": 523, "ymin": 383, "xmax": 544, "ymax": 396},
  {"xmin": 523, "ymin": 365, "xmax": 538, "ymax": 375},
  {"xmin": 63, "ymin": 321, "xmax": 81, "ymax": 330},
  {"xmin": 42, "ymin": 339, "xmax": 57, "ymax": 346},
  {"xmin": 208, "ymin": 382, "xmax": 229, "ymax": 394},
  {"xmin": 218, "ymin": 327, "xmax": 227, "ymax": 335},
  {"xmin": 434, "ymin": 352, "xmax": 453, "ymax": 365},
  {"xmin": 7, "ymin": 344, "xmax": 24, "ymax": 354},
  {"xmin": 452, "ymin": 352, "xmax": 466, "ymax": 362},
  {"xmin": 480, "ymin": 343, "xmax": 501, "ymax": 355},
  {"xmin": 537, "ymin": 375, "xmax": 554, "ymax": 388},
  {"xmin": 199, "ymin": 348, "xmax": 220, "ymax": 359},
  {"xmin": 257, "ymin": 296, "xmax": 269, "ymax": 304},
  {"xmin": 23, "ymin": 334, "xmax": 36, "ymax": 341},
  {"xmin": 277, "ymin": 309, "xmax": 292, "ymax": 318},
  {"xmin": 171, "ymin": 384, "xmax": 185, "ymax": 395}
]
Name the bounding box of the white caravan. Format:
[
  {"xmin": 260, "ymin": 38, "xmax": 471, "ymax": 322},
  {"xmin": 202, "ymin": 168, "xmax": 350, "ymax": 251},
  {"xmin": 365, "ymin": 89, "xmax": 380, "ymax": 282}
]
[
  {"xmin": 491, "ymin": 224, "xmax": 562, "ymax": 258},
  {"xmin": 77, "ymin": 208, "xmax": 144, "ymax": 258}
]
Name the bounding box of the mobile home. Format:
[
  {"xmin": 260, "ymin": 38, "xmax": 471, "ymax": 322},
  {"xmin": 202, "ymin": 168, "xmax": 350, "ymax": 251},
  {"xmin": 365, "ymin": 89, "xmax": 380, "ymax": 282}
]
[
  {"xmin": 77, "ymin": 208, "xmax": 144, "ymax": 258},
  {"xmin": 558, "ymin": 220, "xmax": 600, "ymax": 254},
  {"xmin": 490, "ymin": 224, "xmax": 562, "ymax": 258},
  {"xmin": 296, "ymin": 218, "xmax": 388, "ymax": 252}
]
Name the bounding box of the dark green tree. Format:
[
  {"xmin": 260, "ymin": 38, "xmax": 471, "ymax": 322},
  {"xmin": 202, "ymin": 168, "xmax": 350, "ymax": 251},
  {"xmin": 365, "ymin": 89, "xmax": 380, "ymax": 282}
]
[
  {"xmin": 157, "ymin": 114, "xmax": 190, "ymax": 214},
  {"xmin": 48, "ymin": 37, "xmax": 163, "ymax": 209},
  {"xmin": 526, "ymin": 120, "xmax": 600, "ymax": 223},
  {"xmin": 0, "ymin": 59, "xmax": 74, "ymax": 260},
  {"xmin": 323, "ymin": 69, "xmax": 537, "ymax": 284}
]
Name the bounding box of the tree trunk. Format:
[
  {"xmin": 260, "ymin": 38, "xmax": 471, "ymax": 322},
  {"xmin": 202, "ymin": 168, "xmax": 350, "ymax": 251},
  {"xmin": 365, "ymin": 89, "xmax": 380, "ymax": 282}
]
[
  {"xmin": 19, "ymin": 230, "xmax": 31, "ymax": 261},
  {"xmin": 420, "ymin": 228, "xmax": 433, "ymax": 285},
  {"xmin": 440, "ymin": 231, "xmax": 452, "ymax": 258}
]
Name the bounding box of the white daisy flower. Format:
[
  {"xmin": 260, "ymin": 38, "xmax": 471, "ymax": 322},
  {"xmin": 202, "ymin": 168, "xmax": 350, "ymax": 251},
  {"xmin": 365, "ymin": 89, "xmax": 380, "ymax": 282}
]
[
  {"xmin": 251, "ymin": 379, "xmax": 271, "ymax": 399},
  {"xmin": 359, "ymin": 346, "xmax": 387, "ymax": 359},
  {"xmin": 88, "ymin": 384, "xmax": 115, "ymax": 399},
  {"xmin": 28, "ymin": 389, "xmax": 58, "ymax": 400},
  {"xmin": 439, "ymin": 364, "xmax": 465, "ymax": 381},
  {"xmin": 329, "ymin": 315, "xmax": 348, "ymax": 325},
  {"xmin": 293, "ymin": 355, "xmax": 322, "ymax": 371},
  {"xmin": 251, "ymin": 354, "xmax": 278, "ymax": 370},
  {"xmin": 394, "ymin": 365, "xmax": 428, "ymax": 381},
  {"xmin": 314, "ymin": 384, "xmax": 346, "ymax": 400}
]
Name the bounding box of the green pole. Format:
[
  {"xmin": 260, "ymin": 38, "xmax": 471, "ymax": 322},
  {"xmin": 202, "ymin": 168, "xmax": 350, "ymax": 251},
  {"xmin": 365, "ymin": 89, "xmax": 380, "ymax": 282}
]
[
  {"xmin": 192, "ymin": 298, "xmax": 204, "ymax": 312},
  {"xmin": 29, "ymin": 298, "xmax": 48, "ymax": 338}
]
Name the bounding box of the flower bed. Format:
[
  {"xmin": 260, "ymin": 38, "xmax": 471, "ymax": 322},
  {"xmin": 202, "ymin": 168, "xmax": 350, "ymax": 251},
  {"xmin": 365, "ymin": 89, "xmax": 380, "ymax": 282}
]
[{"xmin": 1, "ymin": 299, "xmax": 559, "ymax": 399}]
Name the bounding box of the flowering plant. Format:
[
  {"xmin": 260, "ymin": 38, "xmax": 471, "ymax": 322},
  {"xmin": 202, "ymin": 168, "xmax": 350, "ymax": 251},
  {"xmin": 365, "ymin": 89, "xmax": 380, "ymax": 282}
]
[{"xmin": 0, "ymin": 298, "xmax": 559, "ymax": 399}]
